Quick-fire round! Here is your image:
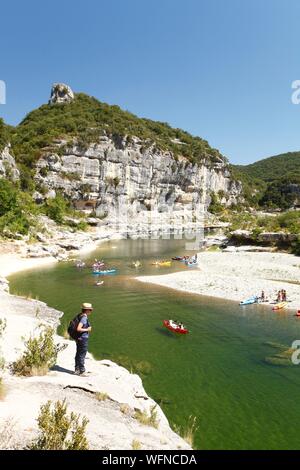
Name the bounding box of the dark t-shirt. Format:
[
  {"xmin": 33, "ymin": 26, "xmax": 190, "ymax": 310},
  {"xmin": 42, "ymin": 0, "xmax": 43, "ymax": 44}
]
[{"xmin": 78, "ymin": 314, "xmax": 90, "ymax": 339}]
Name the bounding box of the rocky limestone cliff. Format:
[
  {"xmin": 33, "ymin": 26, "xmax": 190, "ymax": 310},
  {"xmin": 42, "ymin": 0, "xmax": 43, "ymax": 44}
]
[
  {"xmin": 0, "ymin": 145, "xmax": 20, "ymax": 181},
  {"xmin": 1, "ymin": 84, "xmax": 243, "ymax": 232},
  {"xmin": 34, "ymin": 135, "xmax": 241, "ymax": 230},
  {"xmin": 49, "ymin": 83, "xmax": 74, "ymax": 105}
]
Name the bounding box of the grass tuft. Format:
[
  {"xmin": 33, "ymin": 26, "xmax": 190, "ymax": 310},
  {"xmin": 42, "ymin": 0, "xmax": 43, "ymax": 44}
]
[
  {"xmin": 134, "ymin": 405, "xmax": 159, "ymax": 429},
  {"xmin": 173, "ymin": 415, "xmax": 198, "ymax": 449},
  {"xmin": 95, "ymin": 392, "xmax": 109, "ymax": 402},
  {"xmin": 131, "ymin": 439, "xmax": 142, "ymax": 450}
]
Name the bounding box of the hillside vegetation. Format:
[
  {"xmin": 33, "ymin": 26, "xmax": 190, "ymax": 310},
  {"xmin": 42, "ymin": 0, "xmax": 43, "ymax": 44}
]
[
  {"xmin": 235, "ymin": 152, "xmax": 300, "ymax": 182},
  {"xmin": 0, "ymin": 94, "xmax": 233, "ymax": 238},
  {"xmin": 1, "ymin": 93, "xmax": 299, "ymax": 247},
  {"xmin": 9, "ymin": 93, "xmax": 225, "ymax": 168},
  {"xmin": 233, "ymin": 152, "xmax": 300, "ymax": 209},
  {"xmin": 0, "ymin": 119, "xmax": 12, "ymax": 152}
]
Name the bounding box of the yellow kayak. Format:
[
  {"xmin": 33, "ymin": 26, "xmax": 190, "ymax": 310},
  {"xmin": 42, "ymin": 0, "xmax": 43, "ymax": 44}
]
[
  {"xmin": 151, "ymin": 260, "xmax": 172, "ymax": 267},
  {"xmin": 272, "ymin": 301, "xmax": 288, "ymax": 311}
]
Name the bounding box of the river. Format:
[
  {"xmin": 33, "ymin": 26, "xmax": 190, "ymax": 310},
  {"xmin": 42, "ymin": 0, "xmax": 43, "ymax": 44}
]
[{"xmin": 9, "ymin": 236, "xmax": 300, "ymax": 449}]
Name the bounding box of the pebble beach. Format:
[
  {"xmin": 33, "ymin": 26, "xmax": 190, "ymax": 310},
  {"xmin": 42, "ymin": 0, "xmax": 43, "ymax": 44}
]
[{"xmin": 137, "ymin": 251, "xmax": 300, "ymax": 312}]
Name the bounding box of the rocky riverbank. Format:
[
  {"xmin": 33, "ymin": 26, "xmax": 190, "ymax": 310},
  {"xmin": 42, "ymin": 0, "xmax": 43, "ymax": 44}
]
[{"xmin": 0, "ymin": 271, "xmax": 190, "ymax": 450}]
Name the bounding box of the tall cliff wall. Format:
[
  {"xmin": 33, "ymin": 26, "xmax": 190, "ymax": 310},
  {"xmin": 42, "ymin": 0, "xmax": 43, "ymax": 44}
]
[{"xmin": 34, "ymin": 135, "xmax": 241, "ymax": 230}]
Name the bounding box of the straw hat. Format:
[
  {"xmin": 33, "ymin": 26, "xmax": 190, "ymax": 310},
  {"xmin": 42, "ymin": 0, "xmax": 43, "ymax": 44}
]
[{"xmin": 82, "ymin": 302, "xmax": 93, "ymax": 310}]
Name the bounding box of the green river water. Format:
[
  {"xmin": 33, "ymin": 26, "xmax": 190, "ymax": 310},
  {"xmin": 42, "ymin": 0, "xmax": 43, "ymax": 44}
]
[{"xmin": 8, "ymin": 237, "xmax": 300, "ymax": 449}]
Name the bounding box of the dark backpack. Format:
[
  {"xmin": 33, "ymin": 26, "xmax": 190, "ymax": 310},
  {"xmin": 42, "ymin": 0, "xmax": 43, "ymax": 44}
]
[{"xmin": 67, "ymin": 314, "xmax": 82, "ymax": 340}]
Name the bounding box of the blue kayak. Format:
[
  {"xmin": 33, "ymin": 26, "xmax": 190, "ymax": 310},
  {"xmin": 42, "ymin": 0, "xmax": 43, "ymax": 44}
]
[
  {"xmin": 92, "ymin": 269, "xmax": 117, "ymax": 275},
  {"xmin": 239, "ymin": 296, "xmax": 258, "ymax": 306}
]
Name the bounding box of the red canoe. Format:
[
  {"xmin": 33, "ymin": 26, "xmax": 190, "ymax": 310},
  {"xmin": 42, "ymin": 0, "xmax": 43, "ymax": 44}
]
[{"xmin": 163, "ymin": 320, "xmax": 189, "ymax": 334}]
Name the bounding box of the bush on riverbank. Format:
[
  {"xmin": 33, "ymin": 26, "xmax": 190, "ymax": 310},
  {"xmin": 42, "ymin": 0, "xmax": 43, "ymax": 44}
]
[
  {"xmin": 12, "ymin": 326, "xmax": 64, "ymax": 376},
  {"xmin": 42, "ymin": 194, "xmax": 69, "ymax": 224},
  {"xmin": 28, "ymin": 399, "xmax": 89, "ymax": 450},
  {"xmin": 0, "ymin": 179, "xmax": 88, "ymax": 239},
  {"xmin": 221, "ymin": 210, "xmax": 300, "ymax": 237}
]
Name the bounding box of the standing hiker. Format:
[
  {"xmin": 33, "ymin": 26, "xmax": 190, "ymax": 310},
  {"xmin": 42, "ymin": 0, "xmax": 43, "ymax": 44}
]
[{"xmin": 74, "ymin": 302, "xmax": 93, "ymax": 376}]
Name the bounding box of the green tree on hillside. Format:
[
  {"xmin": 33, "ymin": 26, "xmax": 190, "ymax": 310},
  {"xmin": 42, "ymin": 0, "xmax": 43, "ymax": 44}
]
[
  {"xmin": 0, "ymin": 119, "xmax": 11, "ymax": 152},
  {"xmin": 44, "ymin": 194, "xmax": 69, "ymax": 224},
  {"xmin": 0, "ymin": 179, "xmax": 17, "ymax": 216}
]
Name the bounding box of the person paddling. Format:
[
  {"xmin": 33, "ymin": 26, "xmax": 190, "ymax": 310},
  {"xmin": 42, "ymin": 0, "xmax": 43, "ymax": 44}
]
[{"xmin": 75, "ymin": 302, "xmax": 93, "ymax": 377}]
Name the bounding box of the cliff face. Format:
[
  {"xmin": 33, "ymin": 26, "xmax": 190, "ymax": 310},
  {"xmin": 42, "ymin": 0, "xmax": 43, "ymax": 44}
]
[
  {"xmin": 0, "ymin": 145, "xmax": 19, "ymax": 181},
  {"xmin": 34, "ymin": 135, "xmax": 242, "ymax": 228}
]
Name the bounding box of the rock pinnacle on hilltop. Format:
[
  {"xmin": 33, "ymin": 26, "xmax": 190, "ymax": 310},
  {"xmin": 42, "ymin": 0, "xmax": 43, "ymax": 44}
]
[{"xmin": 49, "ymin": 83, "xmax": 74, "ymax": 104}]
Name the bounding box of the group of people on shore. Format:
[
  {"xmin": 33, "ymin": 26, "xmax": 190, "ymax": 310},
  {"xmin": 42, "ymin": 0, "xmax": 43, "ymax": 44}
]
[
  {"xmin": 276, "ymin": 289, "xmax": 287, "ymax": 302},
  {"xmin": 259, "ymin": 289, "xmax": 287, "ymax": 303}
]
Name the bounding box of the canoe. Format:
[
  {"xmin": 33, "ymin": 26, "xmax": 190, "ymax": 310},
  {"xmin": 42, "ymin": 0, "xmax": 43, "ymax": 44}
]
[
  {"xmin": 240, "ymin": 296, "xmax": 257, "ymax": 306},
  {"xmin": 152, "ymin": 261, "xmax": 171, "ymax": 267},
  {"xmin": 172, "ymin": 256, "xmax": 187, "ymax": 261},
  {"xmin": 163, "ymin": 320, "xmax": 189, "ymax": 334},
  {"xmin": 272, "ymin": 301, "xmax": 288, "ymax": 311},
  {"xmin": 92, "ymin": 269, "xmax": 117, "ymax": 275}
]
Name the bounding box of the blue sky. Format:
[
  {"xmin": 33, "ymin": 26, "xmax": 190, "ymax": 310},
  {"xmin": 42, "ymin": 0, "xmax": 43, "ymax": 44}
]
[{"xmin": 1, "ymin": 0, "xmax": 300, "ymax": 164}]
